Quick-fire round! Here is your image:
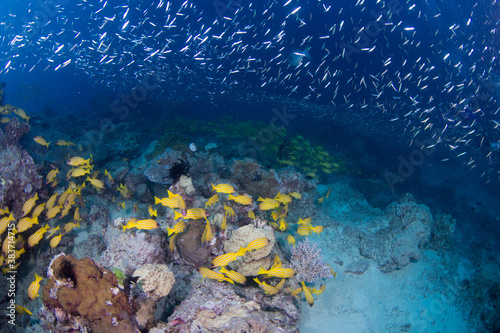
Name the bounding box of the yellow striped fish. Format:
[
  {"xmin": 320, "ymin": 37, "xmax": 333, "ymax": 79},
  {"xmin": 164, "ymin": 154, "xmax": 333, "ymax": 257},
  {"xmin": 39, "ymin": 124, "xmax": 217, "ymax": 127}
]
[
  {"xmin": 63, "ymin": 221, "xmax": 80, "ymax": 234},
  {"xmin": 32, "ymin": 203, "xmax": 46, "ymax": 218},
  {"xmin": 219, "ymin": 267, "xmax": 247, "ymax": 284},
  {"xmin": 15, "ymin": 305, "xmax": 33, "ymax": 315},
  {"xmin": 167, "ymin": 220, "xmax": 186, "ymax": 236},
  {"xmin": 16, "ymin": 216, "xmax": 38, "ymax": 233},
  {"xmin": 258, "ymin": 265, "xmax": 295, "ymax": 278},
  {"xmin": 205, "ymin": 194, "xmax": 219, "ymax": 208},
  {"xmin": 253, "ymin": 278, "xmax": 285, "ymax": 295},
  {"xmin": 50, "ymin": 234, "xmax": 62, "ymax": 248},
  {"xmin": 27, "ymin": 274, "xmax": 43, "ymax": 300},
  {"xmin": 211, "ymin": 252, "xmax": 242, "ymax": 268},
  {"xmin": 245, "ymin": 237, "xmax": 268, "ymax": 252},
  {"xmin": 28, "ymin": 224, "xmax": 50, "ymax": 247},
  {"xmin": 301, "ymin": 281, "xmax": 314, "ymax": 307},
  {"xmin": 199, "ymin": 267, "xmax": 234, "ymax": 284},
  {"xmin": 21, "ymin": 193, "xmax": 38, "ymax": 217},
  {"xmin": 46, "ymin": 193, "xmax": 58, "ymax": 210},
  {"xmin": 201, "ymin": 219, "xmax": 213, "ymax": 244},
  {"xmin": 45, "ymin": 205, "xmax": 62, "ymax": 220},
  {"xmin": 0, "ymin": 213, "xmax": 15, "ymax": 235}
]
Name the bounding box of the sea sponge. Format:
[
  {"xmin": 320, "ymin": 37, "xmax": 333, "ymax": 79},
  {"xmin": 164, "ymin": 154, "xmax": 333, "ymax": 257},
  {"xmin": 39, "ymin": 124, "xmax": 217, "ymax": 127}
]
[{"xmin": 133, "ymin": 264, "xmax": 175, "ymax": 300}]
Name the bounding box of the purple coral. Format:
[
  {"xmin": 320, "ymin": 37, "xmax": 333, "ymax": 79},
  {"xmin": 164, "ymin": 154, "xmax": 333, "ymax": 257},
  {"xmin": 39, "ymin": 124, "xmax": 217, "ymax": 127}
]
[{"xmin": 291, "ymin": 239, "xmax": 333, "ymax": 283}]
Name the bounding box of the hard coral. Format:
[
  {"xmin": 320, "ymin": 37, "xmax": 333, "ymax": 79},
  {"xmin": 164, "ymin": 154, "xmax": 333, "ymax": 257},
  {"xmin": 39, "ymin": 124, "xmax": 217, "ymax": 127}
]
[
  {"xmin": 0, "ymin": 116, "xmax": 30, "ymax": 147},
  {"xmin": 291, "ymin": 239, "xmax": 334, "ymax": 283},
  {"xmin": 41, "ymin": 254, "xmax": 138, "ymax": 333},
  {"xmin": 133, "ymin": 264, "xmax": 176, "ymax": 300}
]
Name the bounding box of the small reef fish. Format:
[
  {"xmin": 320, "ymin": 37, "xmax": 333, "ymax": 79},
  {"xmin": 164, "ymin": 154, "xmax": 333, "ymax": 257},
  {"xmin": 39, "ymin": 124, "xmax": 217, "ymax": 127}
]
[
  {"xmin": 228, "ymin": 194, "xmax": 253, "ymax": 205},
  {"xmin": 32, "ymin": 203, "xmax": 46, "ymax": 218},
  {"xmin": 28, "ymin": 224, "xmax": 50, "ymax": 247},
  {"xmin": 286, "ymin": 235, "xmax": 296, "ymax": 247},
  {"xmin": 0, "ymin": 207, "xmax": 9, "ymax": 215},
  {"xmin": 46, "ymin": 193, "xmax": 58, "ymax": 210},
  {"xmin": 201, "ymin": 219, "xmax": 213, "ymax": 244},
  {"xmin": 278, "ymin": 217, "xmax": 288, "ymax": 231},
  {"xmin": 219, "ymin": 267, "xmax": 247, "ymax": 284},
  {"xmin": 15, "ymin": 305, "xmax": 32, "ymax": 315},
  {"xmin": 55, "ymin": 139, "xmax": 75, "ymax": 147},
  {"xmin": 16, "ymin": 216, "xmax": 38, "ymax": 233},
  {"xmin": 33, "ymin": 136, "xmax": 50, "ymax": 148},
  {"xmin": 104, "ymin": 169, "xmax": 113, "ymax": 182},
  {"xmin": 86, "ymin": 176, "xmax": 105, "ymax": 190},
  {"xmin": 148, "ymin": 205, "xmax": 157, "ymax": 217},
  {"xmin": 318, "ymin": 197, "xmax": 325, "ymax": 204},
  {"xmin": 28, "ymin": 274, "xmax": 43, "ymax": 300},
  {"xmin": 167, "ymin": 220, "xmax": 185, "ymax": 236},
  {"xmin": 74, "ymin": 207, "xmax": 80, "ymax": 222},
  {"xmin": 117, "ymin": 183, "xmax": 132, "ymax": 198},
  {"xmin": 245, "ymin": 237, "xmax": 268, "ymax": 252},
  {"xmin": 68, "ymin": 167, "xmax": 90, "ymax": 179},
  {"xmin": 289, "ymin": 192, "xmax": 302, "ymax": 199},
  {"xmin": 297, "ymin": 224, "xmax": 311, "ymax": 236},
  {"xmin": 45, "ymin": 205, "xmax": 62, "ymax": 220},
  {"xmin": 21, "ymin": 193, "xmax": 39, "ymax": 217},
  {"xmin": 258, "ymin": 265, "xmax": 295, "ymax": 278},
  {"xmin": 310, "ymin": 225, "xmax": 324, "ymax": 235},
  {"xmin": 50, "ymin": 233, "xmax": 62, "ymax": 248},
  {"xmin": 174, "ymin": 208, "xmax": 208, "ymax": 221},
  {"xmin": 223, "ymin": 204, "xmax": 235, "ymax": 217},
  {"xmin": 275, "ymin": 192, "xmax": 292, "ymax": 205},
  {"xmin": 211, "ymin": 252, "xmax": 243, "ymax": 268},
  {"xmin": 46, "ymin": 226, "xmax": 60, "ymax": 238},
  {"xmin": 63, "ymin": 221, "xmax": 80, "ymax": 234},
  {"xmin": 122, "ymin": 219, "xmax": 158, "ymax": 231},
  {"xmin": 67, "ymin": 156, "xmax": 90, "ymax": 166},
  {"xmin": 248, "ymin": 211, "xmax": 255, "ymax": 220},
  {"xmin": 297, "ymin": 217, "xmax": 312, "ymax": 225},
  {"xmin": 118, "ymin": 202, "xmax": 126, "ymax": 209},
  {"xmin": 301, "ymin": 281, "xmax": 315, "ymax": 307},
  {"xmin": 46, "ymin": 168, "xmax": 59, "ymax": 184},
  {"xmin": 205, "ymin": 194, "xmax": 219, "ymax": 208},
  {"xmin": 254, "ymin": 278, "xmax": 285, "ymax": 295},
  {"xmin": 211, "ymin": 183, "xmax": 235, "ymax": 194},
  {"xmin": 311, "ymin": 284, "xmax": 326, "ymax": 295},
  {"xmin": 199, "ymin": 267, "xmax": 234, "ymax": 284},
  {"xmin": 0, "ymin": 213, "xmax": 15, "ymax": 235},
  {"xmin": 326, "ymin": 187, "xmax": 332, "ymax": 199}
]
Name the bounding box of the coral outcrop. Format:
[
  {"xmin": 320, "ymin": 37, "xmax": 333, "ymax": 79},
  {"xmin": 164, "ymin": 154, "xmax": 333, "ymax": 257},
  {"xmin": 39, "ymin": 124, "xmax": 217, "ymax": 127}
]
[
  {"xmin": 224, "ymin": 224, "xmax": 275, "ymax": 276},
  {"xmin": 0, "ymin": 144, "xmax": 43, "ymax": 214},
  {"xmin": 41, "ymin": 254, "xmax": 138, "ymax": 333},
  {"xmin": 99, "ymin": 223, "xmax": 167, "ymax": 275}
]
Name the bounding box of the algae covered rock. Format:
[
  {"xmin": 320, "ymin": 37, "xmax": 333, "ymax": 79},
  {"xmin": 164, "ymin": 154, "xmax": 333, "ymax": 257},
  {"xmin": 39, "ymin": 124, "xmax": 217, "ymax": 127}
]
[
  {"xmin": 41, "ymin": 254, "xmax": 138, "ymax": 333},
  {"xmin": 133, "ymin": 264, "xmax": 175, "ymax": 300}
]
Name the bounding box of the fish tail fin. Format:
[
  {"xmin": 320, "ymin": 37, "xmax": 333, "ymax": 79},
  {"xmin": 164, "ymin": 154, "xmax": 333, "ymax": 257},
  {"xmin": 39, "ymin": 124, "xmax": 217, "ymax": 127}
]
[
  {"xmin": 173, "ymin": 211, "xmax": 182, "ymax": 220},
  {"xmin": 167, "ymin": 228, "xmax": 174, "ymax": 236},
  {"xmin": 211, "ymin": 184, "xmax": 216, "ymax": 191},
  {"xmin": 122, "ymin": 225, "xmax": 127, "ymax": 232},
  {"xmin": 154, "ymin": 196, "xmax": 161, "ymax": 205},
  {"xmin": 35, "ymin": 274, "xmax": 42, "ymax": 282}
]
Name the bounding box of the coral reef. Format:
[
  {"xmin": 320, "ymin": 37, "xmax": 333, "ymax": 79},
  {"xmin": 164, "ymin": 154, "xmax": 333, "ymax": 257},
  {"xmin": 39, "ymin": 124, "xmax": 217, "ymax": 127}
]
[
  {"xmin": 41, "ymin": 254, "xmax": 137, "ymax": 333},
  {"xmin": 133, "ymin": 264, "xmax": 176, "ymax": 300},
  {"xmin": 99, "ymin": 223, "xmax": 167, "ymax": 275},
  {"xmin": 164, "ymin": 279, "xmax": 299, "ymax": 332},
  {"xmin": 0, "ymin": 144, "xmax": 43, "ymax": 215},
  {"xmin": 224, "ymin": 224, "xmax": 275, "ymax": 276},
  {"xmin": 292, "ymin": 239, "xmax": 334, "ymax": 283}
]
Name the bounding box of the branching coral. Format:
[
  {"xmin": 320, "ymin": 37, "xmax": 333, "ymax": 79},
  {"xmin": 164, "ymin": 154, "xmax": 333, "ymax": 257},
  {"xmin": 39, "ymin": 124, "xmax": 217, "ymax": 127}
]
[{"xmin": 291, "ymin": 239, "xmax": 333, "ymax": 283}]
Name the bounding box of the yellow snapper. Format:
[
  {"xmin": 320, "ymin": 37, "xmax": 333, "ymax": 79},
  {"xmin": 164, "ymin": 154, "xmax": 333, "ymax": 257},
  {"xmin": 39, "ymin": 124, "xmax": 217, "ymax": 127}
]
[
  {"xmin": 33, "ymin": 136, "xmax": 50, "ymax": 148},
  {"xmin": 67, "ymin": 156, "xmax": 90, "ymax": 166},
  {"xmin": 31, "ymin": 203, "xmax": 46, "ymax": 218},
  {"xmin": 211, "ymin": 183, "xmax": 235, "ymax": 194},
  {"xmin": 223, "ymin": 204, "xmax": 235, "ymax": 217},
  {"xmin": 201, "ymin": 219, "xmax": 213, "ymax": 244},
  {"xmin": 122, "ymin": 219, "xmax": 158, "ymax": 231},
  {"xmin": 244, "ymin": 237, "xmax": 268, "ymax": 252},
  {"xmin": 219, "ymin": 267, "xmax": 247, "ymax": 284},
  {"xmin": 166, "ymin": 220, "xmax": 186, "ymax": 236},
  {"xmin": 46, "ymin": 168, "xmax": 59, "ymax": 184},
  {"xmin": 16, "ymin": 216, "xmax": 38, "ymax": 233},
  {"xmin": 63, "ymin": 221, "xmax": 80, "ymax": 234},
  {"xmin": 297, "ymin": 224, "xmax": 311, "ymax": 236},
  {"xmin": 21, "ymin": 193, "xmax": 39, "ymax": 217},
  {"xmin": 86, "ymin": 176, "xmax": 105, "ymax": 190},
  {"xmin": 27, "ymin": 224, "xmax": 50, "ymax": 247},
  {"xmin": 174, "ymin": 208, "xmax": 208, "ymax": 221},
  {"xmin": 205, "ymin": 193, "xmax": 219, "ymax": 208},
  {"xmin": 258, "ymin": 265, "xmax": 295, "ymax": 278},
  {"xmin": 27, "ymin": 274, "xmax": 43, "ymax": 300},
  {"xmin": 253, "ymin": 278, "xmax": 285, "ymax": 295},
  {"xmin": 286, "ymin": 235, "xmax": 296, "ymax": 247},
  {"xmin": 15, "ymin": 305, "xmax": 33, "ymax": 316},
  {"xmin": 0, "ymin": 213, "xmax": 15, "ymax": 235},
  {"xmin": 148, "ymin": 205, "xmax": 157, "ymax": 217},
  {"xmin": 301, "ymin": 281, "xmax": 314, "ymax": 307},
  {"xmin": 50, "ymin": 233, "xmax": 62, "ymax": 248},
  {"xmin": 199, "ymin": 267, "xmax": 234, "ymax": 284},
  {"xmin": 228, "ymin": 194, "xmax": 253, "ymax": 205},
  {"xmin": 211, "ymin": 252, "xmax": 243, "ymax": 268}
]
